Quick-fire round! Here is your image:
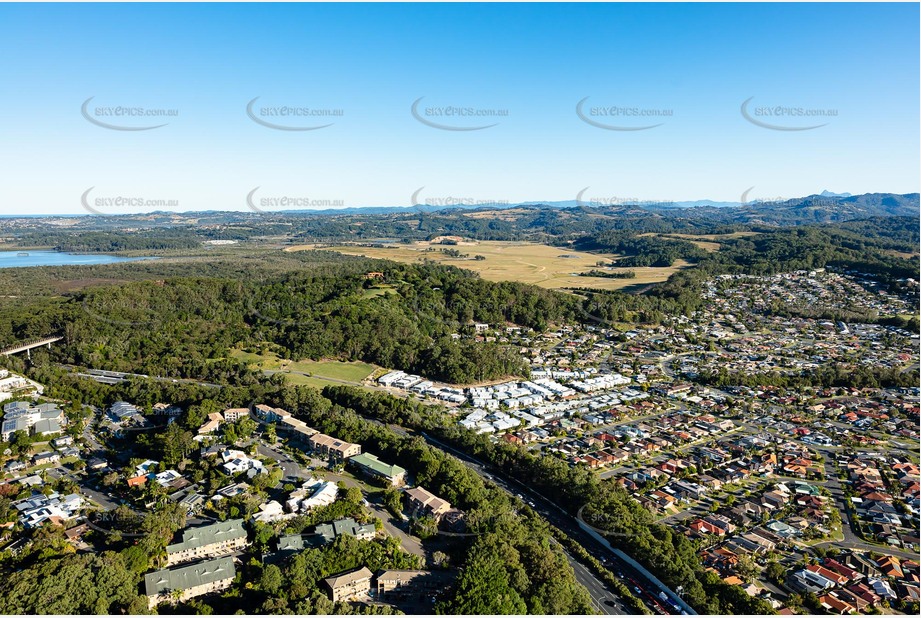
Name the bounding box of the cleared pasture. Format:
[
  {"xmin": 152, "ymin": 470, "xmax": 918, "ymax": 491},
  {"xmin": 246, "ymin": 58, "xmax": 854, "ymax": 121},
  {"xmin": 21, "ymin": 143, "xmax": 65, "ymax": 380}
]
[{"xmin": 287, "ymin": 241, "xmax": 690, "ymax": 291}]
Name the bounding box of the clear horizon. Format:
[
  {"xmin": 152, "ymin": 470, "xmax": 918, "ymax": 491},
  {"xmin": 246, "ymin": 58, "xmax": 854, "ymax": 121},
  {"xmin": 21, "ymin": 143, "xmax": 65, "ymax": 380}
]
[{"xmin": 0, "ymin": 2, "xmax": 918, "ymax": 216}]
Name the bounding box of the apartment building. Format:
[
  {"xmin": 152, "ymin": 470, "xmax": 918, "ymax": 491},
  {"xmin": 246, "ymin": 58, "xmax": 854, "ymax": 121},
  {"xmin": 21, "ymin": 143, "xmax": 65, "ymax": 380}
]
[
  {"xmin": 323, "ymin": 566, "xmax": 373, "ymax": 602},
  {"xmin": 165, "ymin": 519, "xmax": 248, "ymax": 567},
  {"xmin": 310, "ymin": 433, "xmax": 361, "ymax": 461},
  {"xmin": 404, "ymin": 486, "xmax": 452, "ymax": 520},
  {"xmin": 144, "ymin": 556, "xmax": 236, "ymax": 608},
  {"xmin": 348, "ymin": 453, "xmax": 406, "ymax": 486}
]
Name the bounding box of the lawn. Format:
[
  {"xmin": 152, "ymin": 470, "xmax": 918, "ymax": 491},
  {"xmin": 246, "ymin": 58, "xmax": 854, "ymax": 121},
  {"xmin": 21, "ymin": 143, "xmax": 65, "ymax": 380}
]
[
  {"xmin": 229, "ymin": 348, "xmax": 377, "ymax": 384},
  {"xmin": 283, "ymin": 360, "xmax": 377, "ymax": 382},
  {"xmin": 228, "ymin": 349, "xmax": 285, "ymax": 370},
  {"xmin": 281, "ymin": 373, "xmax": 344, "ymax": 389},
  {"xmin": 361, "ymin": 285, "xmax": 397, "ymax": 299},
  {"xmin": 287, "ymin": 240, "xmax": 690, "ymax": 291}
]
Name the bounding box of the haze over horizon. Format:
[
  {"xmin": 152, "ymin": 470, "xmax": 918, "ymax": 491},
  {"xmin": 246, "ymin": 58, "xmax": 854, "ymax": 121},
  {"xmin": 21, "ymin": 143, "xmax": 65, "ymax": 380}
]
[
  {"xmin": 2, "ymin": 189, "xmax": 915, "ymax": 219},
  {"xmin": 0, "ymin": 2, "xmax": 918, "ymax": 215}
]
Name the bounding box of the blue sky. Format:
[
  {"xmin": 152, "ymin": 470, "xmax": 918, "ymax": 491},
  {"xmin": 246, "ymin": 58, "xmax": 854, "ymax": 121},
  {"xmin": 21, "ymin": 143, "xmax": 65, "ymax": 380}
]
[{"xmin": 0, "ymin": 2, "xmax": 918, "ymax": 215}]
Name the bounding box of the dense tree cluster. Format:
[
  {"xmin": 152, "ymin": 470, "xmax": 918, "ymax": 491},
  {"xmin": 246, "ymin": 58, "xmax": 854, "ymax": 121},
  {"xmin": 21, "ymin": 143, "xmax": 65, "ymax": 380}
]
[
  {"xmin": 50, "ymin": 230, "xmax": 204, "ymax": 253},
  {"xmin": 1, "ymin": 259, "xmax": 568, "ymax": 384},
  {"xmin": 700, "ymin": 363, "xmax": 918, "ymax": 390},
  {"xmin": 246, "ymin": 535, "xmax": 422, "ymax": 615},
  {"xmin": 575, "ymin": 231, "xmax": 708, "ymax": 267},
  {"xmin": 578, "ymin": 269, "xmax": 637, "ymax": 279},
  {"xmin": 0, "ymin": 551, "xmax": 147, "ymax": 614}
]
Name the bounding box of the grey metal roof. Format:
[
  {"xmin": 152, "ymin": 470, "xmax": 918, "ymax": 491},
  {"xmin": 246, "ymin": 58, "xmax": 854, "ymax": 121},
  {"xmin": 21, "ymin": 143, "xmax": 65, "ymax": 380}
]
[
  {"xmin": 314, "ymin": 517, "xmax": 376, "ymax": 542},
  {"xmin": 166, "ymin": 519, "xmax": 246, "ymax": 555},
  {"xmin": 144, "ymin": 556, "xmax": 235, "ymax": 597},
  {"xmin": 277, "ymin": 534, "xmax": 305, "ymax": 552}
]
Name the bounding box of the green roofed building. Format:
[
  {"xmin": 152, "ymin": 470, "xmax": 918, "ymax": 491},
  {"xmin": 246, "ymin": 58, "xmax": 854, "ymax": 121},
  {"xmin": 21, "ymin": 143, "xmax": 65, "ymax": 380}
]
[
  {"xmin": 348, "ymin": 453, "xmax": 407, "ymax": 487},
  {"xmin": 315, "ymin": 517, "xmax": 377, "ymax": 542},
  {"xmin": 144, "ymin": 556, "xmax": 235, "ymax": 609},
  {"xmin": 277, "ymin": 534, "xmax": 306, "ymax": 553},
  {"xmin": 276, "ymin": 517, "xmax": 376, "ymax": 555},
  {"xmin": 165, "ymin": 518, "xmax": 248, "ymax": 566}
]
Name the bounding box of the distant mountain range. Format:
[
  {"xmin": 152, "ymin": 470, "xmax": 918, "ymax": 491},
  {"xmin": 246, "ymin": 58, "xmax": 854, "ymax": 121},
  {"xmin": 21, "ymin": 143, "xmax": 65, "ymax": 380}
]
[
  {"xmin": 3, "ymin": 192, "xmax": 917, "ymax": 229},
  {"xmin": 363, "ymin": 192, "xmax": 920, "ymax": 225},
  {"xmin": 259, "ymin": 191, "xmax": 916, "ymax": 218},
  {"xmin": 719, "ymin": 192, "xmax": 918, "ymax": 225}
]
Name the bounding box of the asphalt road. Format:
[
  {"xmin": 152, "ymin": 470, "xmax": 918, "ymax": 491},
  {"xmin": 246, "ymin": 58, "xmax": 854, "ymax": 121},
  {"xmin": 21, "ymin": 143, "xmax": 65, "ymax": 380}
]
[
  {"xmin": 255, "ymin": 442, "xmax": 307, "ymax": 482},
  {"xmin": 47, "ymin": 466, "xmax": 121, "ymax": 510},
  {"xmin": 552, "ymin": 539, "xmax": 628, "ymax": 615}
]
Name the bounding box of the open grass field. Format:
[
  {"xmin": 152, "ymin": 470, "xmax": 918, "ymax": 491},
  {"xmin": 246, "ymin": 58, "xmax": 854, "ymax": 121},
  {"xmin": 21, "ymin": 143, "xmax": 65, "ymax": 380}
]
[
  {"xmin": 229, "ymin": 348, "xmax": 286, "ymax": 369},
  {"xmin": 281, "ymin": 373, "xmax": 349, "ymax": 389},
  {"xmin": 229, "ymin": 348, "xmax": 377, "ymax": 385},
  {"xmin": 884, "ymin": 249, "xmax": 920, "ymax": 260},
  {"xmin": 287, "ymin": 240, "xmax": 690, "ymax": 291},
  {"xmin": 361, "ymin": 284, "xmax": 397, "ymax": 299},
  {"xmin": 283, "ymin": 359, "xmax": 377, "ymax": 382},
  {"xmin": 666, "ymin": 231, "xmax": 759, "ymax": 240},
  {"xmin": 639, "ymin": 231, "xmax": 760, "ymax": 253}
]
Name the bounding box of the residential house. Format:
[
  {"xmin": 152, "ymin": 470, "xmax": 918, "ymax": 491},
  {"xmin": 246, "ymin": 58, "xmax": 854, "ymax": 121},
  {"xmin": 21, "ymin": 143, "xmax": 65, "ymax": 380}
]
[
  {"xmin": 806, "ymin": 564, "xmax": 849, "ymax": 587},
  {"xmin": 251, "ymin": 500, "xmax": 289, "ymax": 524},
  {"xmin": 287, "ymin": 478, "xmax": 338, "ymax": 513},
  {"xmin": 14, "ymin": 492, "xmax": 83, "ymax": 528},
  {"xmin": 818, "ymin": 593, "xmax": 856, "ymax": 614},
  {"xmin": 846, "ymin": 582, "xmax": 881, "ymax": 606},
  {"xmin": 876, "ymin": 556, "xmax": 903, "ymax": 579},
  {"xmin": 197, "ymin": 412, "xmax": 224, "ymax": 435},
  {"xmin": 824, "ymin": 558, "xmax": 862, "ymax": 583},
  {"xmin": 761, "ymin": 490, "xmax": 789, "ymax": 510},
  {"xmin": 220, "ymin": 450, "xmax": 266, "ymax": 477},
  {"xmin": 32, "ymin": 451, "xmax": 60, "ymax": 466}
]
